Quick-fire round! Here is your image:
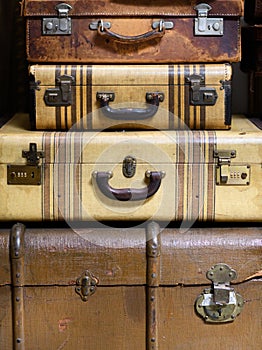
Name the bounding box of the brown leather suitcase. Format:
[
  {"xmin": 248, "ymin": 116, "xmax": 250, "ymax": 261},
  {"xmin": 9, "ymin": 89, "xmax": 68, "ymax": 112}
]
[
  {"xmin": 29, "ymin": 63, "xmax": 232, "ymax": 131},
  {"xmin": 0, "ymin": 113, "xmax": 261, "ymax": 223},
  {"xmin": 22, "ymin": 0, "xmax": 243, "ymax": 63},
  {"xmin": 0, "ymin": 222, "xmax": 261, "ymax": 349},
  {"xmin": 244, "ymin": 0, "xmax": 262, "ymax": 24}
]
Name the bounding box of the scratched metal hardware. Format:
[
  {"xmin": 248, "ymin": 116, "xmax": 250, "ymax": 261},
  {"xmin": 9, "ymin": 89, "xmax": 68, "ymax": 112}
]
[
  {"xmin": 194, "ymin": 3, "xmax": 223, "ymax": 36},
  {"xmin": 214, "ymin": 150, "xmax": 250, "ymax": 185},
  {"xmin": 186, "ymin": 74, "xmax": 218, "ymax": 106},
  {"xmin": 75, "ymin": 270, "xmax": 99, "ymax": 302},
  {"xmin": 89, "ymin": 19, "xmax": 173, "ymax": 32},
  {"xmin": 42, "ymin": 3, "xmax": 72, "ymax": 35},
  {"xmin": 195, "ymin": 263, "xmax": 244, "ymax": 323},
  {"xmin": 7, "ymin": 143, "xmax": 44, "ymax": 186},
  {"xmin": 122, "ymin": 156, "xmax": 137, "ymax": 178},
  {"xmin": 44, "ymin": 74, "xmax": 75, "ymax": 106}
]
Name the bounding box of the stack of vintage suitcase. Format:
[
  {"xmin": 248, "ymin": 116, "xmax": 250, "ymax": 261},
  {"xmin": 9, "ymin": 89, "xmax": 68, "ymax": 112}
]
[
  {"xmin": 0, "ymin": 1, "xmax": 261, "ymax": 349},
  {"xmin": 242, "ymin": 0, "xmax": 262, "ymax": 119}
]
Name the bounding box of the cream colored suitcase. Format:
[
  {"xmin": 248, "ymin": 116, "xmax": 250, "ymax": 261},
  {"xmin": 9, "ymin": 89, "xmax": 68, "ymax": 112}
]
[
  {"xmin": 0, "ymin": 114, "xmax": 261, "ymax": 223},
  {"xmin": 29, "ymin": 64, "xmax": 232, "ymax": 130}
]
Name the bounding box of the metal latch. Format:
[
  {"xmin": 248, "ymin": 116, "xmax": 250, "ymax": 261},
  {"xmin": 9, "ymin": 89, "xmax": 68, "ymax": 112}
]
[
  {"xmin": 122, "ymin": 156, "xmax": 137, "ymax": 178},
  {"xmin": 194, "ymin": 3, "xmax": 223, "ymax": 36},
  {"xmin": 214, "ymin": 150, "xmax": 250, "ymax": 185},
  {"xmin": 75, "ymin": 270, "xmax": 99, "ymax": 302},
  {"xmin": 195, "ymin": 263, "xmax": 244, "ymax": 323},
  {"xmin": 42, "ymin": 3, "xmax": 72, "ymax": 35},
  {"xmin": 89, "ymin": 19, "xmax": 174, "ymax": 31},
  {"xmin": 7, "ymin": 143, "xmax": 45, "ymax": 186},
  {"xmin": 44, "ymin": 75, "xmax": 75, "ymax": 106},
  {"xmin": 186, "ymin": 74, "xmax": 218, "ymax": 106}
]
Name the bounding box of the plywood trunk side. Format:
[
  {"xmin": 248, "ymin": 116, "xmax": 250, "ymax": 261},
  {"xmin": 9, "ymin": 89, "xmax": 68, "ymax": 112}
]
[
  {"xmin": 0, "ymin": 231, "xmax": 12, "ymax": 285},
  {"xmin": 22, "ymin": 286, "xmax": 146, "ymax": 350},
  {"xmin": 0, "ymin": 286, "xmax": 13, "ymax": 350},
  {"xmin": 157, "ymin": 281, "xmax": 262, "ymax": 350},
  {"xmin": 160, "ymin": 228, "xmax": 262, "ymax": 284}
]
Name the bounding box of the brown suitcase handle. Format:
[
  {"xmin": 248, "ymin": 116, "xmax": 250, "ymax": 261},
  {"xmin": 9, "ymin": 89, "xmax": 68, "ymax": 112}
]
[
  {"xmin": 96, "ymin": 19, "xmax": 166, "ymax": 44},
  {"xmin": 96, "ymin": 92, "xmax": 164, "ymax": 120},
  {"xmin": 92, "ymin": 170, "xmax": 165, "ymax": 201}
]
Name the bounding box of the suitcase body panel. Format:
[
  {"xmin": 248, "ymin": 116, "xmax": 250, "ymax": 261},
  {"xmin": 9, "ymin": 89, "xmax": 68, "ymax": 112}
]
[
  {"xmin": 30, "ymin": 64, "xmax": 232, "ymax": 131},
  {"xmin": 0, "ymin": 223, "xmax": 261, "ymax": 349},
  {"xmin": 23, "ymin": 0, "xmax": 242, "ymax": 63},
  {"xmin": 0, "ymin": 114, "xmax": 261, "ymax": 223}
]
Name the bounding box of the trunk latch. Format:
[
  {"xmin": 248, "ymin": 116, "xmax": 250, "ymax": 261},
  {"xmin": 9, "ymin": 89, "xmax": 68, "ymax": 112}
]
[
  {"xmin": 195, "ymin": 263, "xmax": 244, "ymax": 323},
  {"xmin": 186, "ymin": 74, "xmax": 218, "ymax": 106},
  {"xmin": 42, "ymin": 3, "xmax": 72, "ymax": 35},
  {"xmin": 7, "ymin": 143, "xmax": 45, "ymax": 186},
  {"xmin": 214, "ymin": 150, "xmax": 250, "ymax": 185},
  {"xmin": 194, "ymin": 3, "xmax": 223, "ymax": 36},
  {"xmin": 44, "ymin": 75, "xmax": 75, "ymax": 106}
]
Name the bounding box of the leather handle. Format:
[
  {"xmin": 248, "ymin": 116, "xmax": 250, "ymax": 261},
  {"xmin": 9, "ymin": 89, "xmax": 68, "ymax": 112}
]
[
  {"xmin": 92, "ymin": 170, "xmax": 165, "ymax": 201},
  {"xmin": 96, "ymin": 92, "xmax": 164, "ymax": 120},
  {"xmin": 97, "ymin": 22, "xmax": 165, "ymax": 44}
]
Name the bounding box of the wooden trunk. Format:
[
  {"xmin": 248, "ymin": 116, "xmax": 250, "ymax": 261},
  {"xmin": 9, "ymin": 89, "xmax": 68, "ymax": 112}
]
[
  {"xmin": 22, "ymin": 0, "xmax": 243, "ymax": 63},
  {"xmin": 0, "ymin": 222, "xmax": 261, "ymax": 349},
  {"xmin": 0, "ymin": 113, "xmax": 261, "ymax": 223},
  {"xmin": 29, "ymin": 63, "xmax": 232, "ymax": 131}
]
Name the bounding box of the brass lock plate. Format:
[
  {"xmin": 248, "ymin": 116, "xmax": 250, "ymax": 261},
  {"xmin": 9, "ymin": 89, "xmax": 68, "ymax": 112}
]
[
  {"xmin": 195, "ymin": 263, "xmax": 244, "ymax": 323},
  {"xmin": 7, "ymin": 165, "xmax": 42, "ymax": 185},
  {"xmin": 216, "ymin": 165, "xmax": 250, "ymax": 185}
]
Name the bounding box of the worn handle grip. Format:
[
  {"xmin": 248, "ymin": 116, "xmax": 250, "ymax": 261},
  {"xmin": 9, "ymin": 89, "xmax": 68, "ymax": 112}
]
[
  {"xmin": 96, "ymin": 92, "xmax": 164, "ymax": 120},
  {"xmin": 97, "ymin": 24, "xmax": 165, "ymax": 44},
  {"xmin": 92, "ymin": 171, "xmax": 165, "ymax": 201}
]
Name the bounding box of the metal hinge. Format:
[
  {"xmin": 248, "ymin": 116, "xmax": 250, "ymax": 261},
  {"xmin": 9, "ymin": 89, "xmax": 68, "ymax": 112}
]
[
  {"xmin": 214, "ymin": 150, "xmax": 250, "ymax": 185},
  {"xmin": 44, "ymin": 75, "xmax": 75, "ymax": 106},
  {"xmin": 194, "ymin": 3, "xmax": 223, "ymax": 36},
  {"xmin": 186, "ymin": 74, "xmax": 218, "ymax": 106},
  {"xmin": 42, "ymin": 3, "xmax": 72, "ymax": 35},
  {"xmin": 7, "ymin": 143, "xmax": 45, "ymax": 186},
  {"xmin": 195, "ymin": 263, "xmax": 244, "ymax": 323}
]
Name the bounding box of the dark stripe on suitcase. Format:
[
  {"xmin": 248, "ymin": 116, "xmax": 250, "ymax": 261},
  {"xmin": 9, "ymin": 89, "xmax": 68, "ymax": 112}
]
[
  {"xmin": 184, "ymin": 65, "xmax": 190, "ymax": 128},
  {"xmin": 168, "ymin": 65, "xmax": 175, "ymax": 129},
  {"xmin": 70, "ymin": 65, "xmax": 77, "ymax": 128},
  {"xmin": 55, "ymin": 66, "xmax": 61, "ymax": 129},
  {"xmin": 86, "ymin": 65, "xmax": 92, "ymax": 129},
  {"xmin": 200, "ymin": 65, "xmax": 206, "ymax": 129}
]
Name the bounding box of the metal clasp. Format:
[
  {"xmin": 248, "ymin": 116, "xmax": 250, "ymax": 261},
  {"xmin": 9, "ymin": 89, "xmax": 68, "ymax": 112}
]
[
  {"xmin": 75, "ymin": 271, "xmax": 99, "ymax": 302},
  {"xmin": 42, "ymin": 3, "xmax": 72, "ymax": 35},
  {"xmin": 214, "ymin": 150, "xmax": 250, "ymax": 185},
  {"xmin": 122, "ymin": 156, "xmax": 137, "ymax": 178},
  {"xmin": 186, "ymin": 74, "xmax": 218, "ymax": 106},
  {"xmin": 195, "ymin": 263, "xmax": 244, "ymax": 323},
  {"xmin": 44, "ymin": 74, "xmax": 75, "ymax": 106},
  {"xmin": 194, "ymin": 3, "xmax": 223, "ymax": 36},
  {"xmin": 7, "ymin": 143, "xmax": 45, "ymax": 186}
]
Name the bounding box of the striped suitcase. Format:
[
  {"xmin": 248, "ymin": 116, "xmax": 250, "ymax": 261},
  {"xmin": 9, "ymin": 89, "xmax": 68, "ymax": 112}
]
[
  {"xmin": 29, "ymin": 63, "xmax": 232, "ymax": 130},
  {"xmin": 0, "ymin": 113, "xmax": 261, "ymax": 223}
]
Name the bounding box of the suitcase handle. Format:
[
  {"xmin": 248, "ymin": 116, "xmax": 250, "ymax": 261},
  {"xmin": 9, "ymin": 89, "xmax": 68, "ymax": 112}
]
[
  {"xmin": 92, "ymin": 170, "xmax": 165, "ymax": 201},
  {"xmin": 96, "ymin": 92, "xmax": 164, "ymax": 120},
  {"xmin": 96, "ymin": 20, "xmax": 166, "ymax": 44}
]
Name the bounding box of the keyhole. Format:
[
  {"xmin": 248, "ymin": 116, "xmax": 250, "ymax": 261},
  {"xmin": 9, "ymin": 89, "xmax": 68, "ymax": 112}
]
[
  {"xmin": 31, "ymin": 172, "xmax": 35, "ymax": 178},
  {"xmin": 218, "ymin": 308, "xmax": 222, "ymax": 317}
]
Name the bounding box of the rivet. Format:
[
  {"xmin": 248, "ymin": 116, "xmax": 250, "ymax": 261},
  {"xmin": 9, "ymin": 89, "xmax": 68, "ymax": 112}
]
[
  {"xmin": 16, "ymin": 338, "xmax": 22, "ymax": 344},
  {"xmin": 16, "ymin": 297, "xmax": 20, "ymax": 302},
  {"xmin": 151, "ymin": 296, "xmax": 155, "ymax": 302},
  {"xmin": 151, "ymin": 338, "xmax": 156, "ymax": 343},
  {"xmin": 151, "ymin": 273, "xmax": 156, "ymax": 279},
  {"xmin": 16, "ymin": 273, "xmax": 20, "ymax": 278}
]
